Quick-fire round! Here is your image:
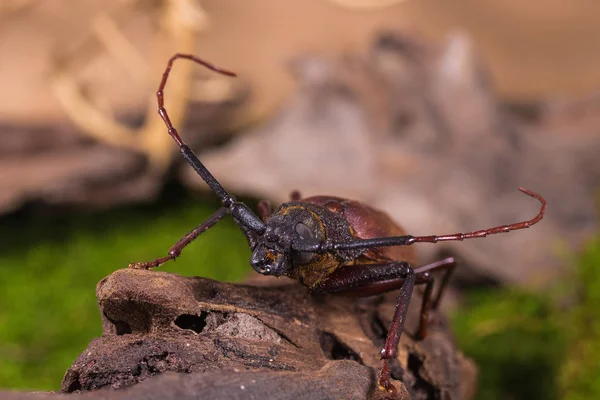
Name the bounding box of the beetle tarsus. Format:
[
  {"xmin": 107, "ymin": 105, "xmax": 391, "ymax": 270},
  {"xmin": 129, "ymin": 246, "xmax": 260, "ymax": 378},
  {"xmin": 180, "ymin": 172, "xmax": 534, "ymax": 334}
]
[
  {"xmin": 128, "ymin": 256, "xmax": 170, "ymax": 270},
  {"xmin": 378, "ymin": 360, "xmax": 398, "ymax": 394}
]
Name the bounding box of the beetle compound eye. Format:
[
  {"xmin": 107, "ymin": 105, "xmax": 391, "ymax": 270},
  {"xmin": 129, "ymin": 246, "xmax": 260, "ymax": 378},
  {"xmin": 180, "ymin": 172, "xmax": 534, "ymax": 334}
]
[
  {"xmin": 293, "ymin": 223, "xmax": 316, "ymax": 265},
  {"xmin": 295, "ymin": 222, "xmax": 313, "ymax": 240}
]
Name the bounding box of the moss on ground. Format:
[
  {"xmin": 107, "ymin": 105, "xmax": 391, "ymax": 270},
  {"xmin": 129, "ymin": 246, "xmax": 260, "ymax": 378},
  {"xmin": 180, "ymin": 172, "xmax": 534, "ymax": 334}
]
[
  {"xmin": 452, "ymin": 237, "xmax": 600, "ymax": 400},
  {"xmin": 452, "ymin": 288, "xmax": 566, "ymax": 400},
  {"xmin": 0, "ymin": 191, "xmax": 598, "ymax": 397},
  {"xmin": 559, "ymin": 238, "xmax": 600, "ymax": 399}
]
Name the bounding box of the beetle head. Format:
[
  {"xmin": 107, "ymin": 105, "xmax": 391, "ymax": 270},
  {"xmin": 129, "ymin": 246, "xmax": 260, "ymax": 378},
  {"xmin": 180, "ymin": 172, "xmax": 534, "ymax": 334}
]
[{"xmin": 250, "ymin": 207, "xmax": 324, "ymax": 276}]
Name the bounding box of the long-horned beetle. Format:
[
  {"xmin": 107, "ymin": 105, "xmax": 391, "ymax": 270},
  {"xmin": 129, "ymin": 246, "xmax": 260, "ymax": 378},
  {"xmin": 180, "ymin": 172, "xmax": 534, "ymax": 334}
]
[{"xmin": 130, "ymin": 54, "xmax": 546, "ymax": 394}]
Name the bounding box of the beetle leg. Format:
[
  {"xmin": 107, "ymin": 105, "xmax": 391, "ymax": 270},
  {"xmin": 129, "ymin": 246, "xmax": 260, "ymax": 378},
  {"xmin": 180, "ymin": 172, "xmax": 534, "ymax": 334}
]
[
  {"xmin": 317, "ymin": 258, "xmax": 456, "ymax": 393},
  {"xmin": 129, "ymin": 207, "xmax": 228, "ymax": 269},
  {"xmin": 317, "ymin": 262, "xmax": 415, "ymax": 394},
  {"xmin": 257, "ymin": 200, "xmax": 272, "ymax": 220},
  {"xmin": 290, "ymin": 190, "xmax": 302, "ymax": 201},
  {"xmin": 415, "ymin": 257, "xmax": 456, "ymax": 310},
  {"xmin": 414, "ymin": 257, "xmax": 456, "ymax": 339}
]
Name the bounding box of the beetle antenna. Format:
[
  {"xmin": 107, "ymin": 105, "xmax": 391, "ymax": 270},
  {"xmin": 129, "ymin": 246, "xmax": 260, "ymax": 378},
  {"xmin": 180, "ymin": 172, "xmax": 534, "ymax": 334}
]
[
  {"xmin": 157, "ymin": 53, "xmax": 236, "ymax": 206},
  {"xmin": 157, "ymin": 54, "xmax": 265, "ymax": 234},
  {"xmin": 409, "ymin": 187, "xmax": 546, "ymax": 244},
  {"xmin": 293, "ymin": 188, "xmax": 547, "ymax": 253}
]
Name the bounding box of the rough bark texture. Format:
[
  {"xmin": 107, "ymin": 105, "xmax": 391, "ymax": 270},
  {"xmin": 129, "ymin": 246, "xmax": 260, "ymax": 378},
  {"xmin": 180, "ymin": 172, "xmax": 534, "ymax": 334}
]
[{"xmin": 27, "ymin": 268, "xmax": 478, "ymax": 400}]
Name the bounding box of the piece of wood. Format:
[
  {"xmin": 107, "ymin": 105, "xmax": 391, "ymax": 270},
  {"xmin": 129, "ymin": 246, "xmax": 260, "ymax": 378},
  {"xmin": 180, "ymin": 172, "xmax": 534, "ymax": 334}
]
[{"xmin": 55, "ymin": 268, "xmax": 477, "ymax": 399}]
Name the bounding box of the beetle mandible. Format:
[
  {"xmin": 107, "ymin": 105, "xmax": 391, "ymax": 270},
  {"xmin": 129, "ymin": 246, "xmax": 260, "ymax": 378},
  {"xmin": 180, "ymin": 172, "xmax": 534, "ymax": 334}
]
[{"xmin": 129, "ymin": 54, "xmax": 547, "ymax": 395}]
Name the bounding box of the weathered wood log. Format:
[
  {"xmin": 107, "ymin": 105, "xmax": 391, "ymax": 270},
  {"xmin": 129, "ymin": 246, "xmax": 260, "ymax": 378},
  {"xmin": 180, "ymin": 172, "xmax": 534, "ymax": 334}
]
[{"xmin": 49, "ymin": 268, "xmax": 477, "ymax": 400}]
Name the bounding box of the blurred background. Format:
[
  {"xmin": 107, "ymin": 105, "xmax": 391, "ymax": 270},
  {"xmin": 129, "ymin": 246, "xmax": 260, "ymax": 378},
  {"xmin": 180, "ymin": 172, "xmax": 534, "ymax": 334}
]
[{"xmin": 1, "ymin": 1, "xmax": 600, "ymax": 398}]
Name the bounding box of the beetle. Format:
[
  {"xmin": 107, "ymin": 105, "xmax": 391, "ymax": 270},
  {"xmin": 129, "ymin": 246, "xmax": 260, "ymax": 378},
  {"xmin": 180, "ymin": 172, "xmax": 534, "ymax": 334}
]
[{"xmin": 129, "ymin": 54, "xmax": 547, "ymax": 395}]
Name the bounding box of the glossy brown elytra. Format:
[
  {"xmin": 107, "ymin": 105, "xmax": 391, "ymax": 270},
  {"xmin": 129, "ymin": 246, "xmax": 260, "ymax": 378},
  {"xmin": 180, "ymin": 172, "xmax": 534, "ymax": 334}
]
[{"xmin": 129, "ymin": 54, "xmax": 547, "ymax": 395}]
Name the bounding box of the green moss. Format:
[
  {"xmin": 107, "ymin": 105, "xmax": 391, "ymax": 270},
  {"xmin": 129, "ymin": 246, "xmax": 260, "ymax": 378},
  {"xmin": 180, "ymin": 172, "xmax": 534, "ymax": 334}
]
[
  {"xmin": 0, "ymin": 192, "xmax": 250, "ymax": 390},
  {"xmin": 560, "ymin": 238, "xmax": 600, "ymax": 400},
  {"xmin": 451, "ymin": 238, "xmax": 600, "ymax": 400},
  {"xmin": 452, "ymin": 289, "xmax": 566, "ymax": 400}
]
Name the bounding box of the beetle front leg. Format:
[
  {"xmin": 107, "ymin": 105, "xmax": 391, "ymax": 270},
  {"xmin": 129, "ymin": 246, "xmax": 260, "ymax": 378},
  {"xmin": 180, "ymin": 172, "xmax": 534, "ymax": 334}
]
[
  {"xmin": 129, "ymin": 207, "xmax": 228, "ymax": 269},
  {"xmin": 317, "ymin": 262, "xmax": 415, "ymax": 394}
]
